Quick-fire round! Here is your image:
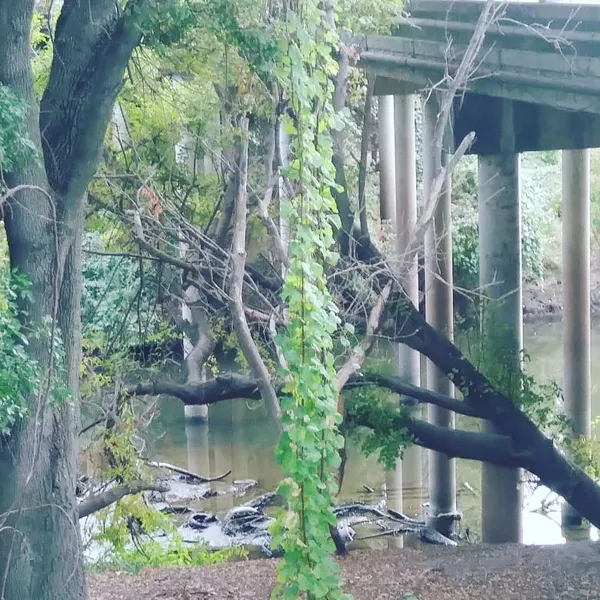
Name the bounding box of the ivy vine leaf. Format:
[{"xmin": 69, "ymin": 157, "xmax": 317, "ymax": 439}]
[{"xmin": 270, "ymin": 0, "xmax": 352, "ymax": 597}]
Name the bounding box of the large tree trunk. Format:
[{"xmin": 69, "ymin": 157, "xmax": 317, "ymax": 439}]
[
  {"xmin": 0, "ymin": 2, "xmax": 148, "ymax": 598},
  {"xmin": 0, "ymin": 206, "xmax": 84, "ymax": 600},
  {"xmin": 0, "ymin": 3, "xmax": 84, "ymax": 598}
]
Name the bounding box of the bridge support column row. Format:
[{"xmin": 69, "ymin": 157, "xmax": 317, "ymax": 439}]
[
  {"xmin": 382, "ymin": 93, "xmax": 456, "ymax": 531},
  {"xmin": 379, "ymin": 94, "xmax": 405, "ymax": 530},
  {"xmin": 562, "ymin": 149, "xmax": 591, "ymax": 528},
  {"xmin": 384, "ymin": 92, "xmax": 593, "ymax": 543}
]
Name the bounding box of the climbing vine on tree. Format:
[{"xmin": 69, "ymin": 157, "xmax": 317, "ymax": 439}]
[{"xmin": 270, "ymin": 2, "xmax": 350, "ymax": 599}]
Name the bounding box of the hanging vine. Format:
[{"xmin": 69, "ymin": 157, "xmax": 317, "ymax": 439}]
[{"xmin": 270, "ymin": 1, "xmax": 350, "ymax": 599}]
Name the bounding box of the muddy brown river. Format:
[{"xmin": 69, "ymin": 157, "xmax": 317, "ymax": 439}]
[{"xmin": 144, "ymin": 319, "xmax": 600, "ymax": 550}]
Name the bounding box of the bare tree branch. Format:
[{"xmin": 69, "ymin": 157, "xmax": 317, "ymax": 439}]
[
  {"xmin": 145, "ymin": 461, "xmax": 231, "ymax": 483},
  {"xmin": 349, "ymin": 373, "xmax": 484, "ymax": 419},
  {"xmin": 336, "ymin": 281, "xmax": 392, "ymax": 391},
  {"xmin": 229, "ymin": 117, "xmax": 282, "ymax": 431},
  {"xmin": 258, "ymin": 118, "xmax": 290, "ymax": 271},
  {"xmin": 78, "ymin": 481, "xmax": 168, "ymax": 519}
]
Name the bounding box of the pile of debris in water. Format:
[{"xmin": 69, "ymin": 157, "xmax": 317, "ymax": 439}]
[
  {"xmin": 147, "ymin": 471, "xmax": 464, "ymax": 555},
  {"xmin": 81, "ymin": 462, "xmax": 466, "ymax": 561}
]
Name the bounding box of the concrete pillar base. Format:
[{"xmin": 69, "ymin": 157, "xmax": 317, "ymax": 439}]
[{"xmin": 184, "ymin": 404, "xmax": 208, "ymax": 422}]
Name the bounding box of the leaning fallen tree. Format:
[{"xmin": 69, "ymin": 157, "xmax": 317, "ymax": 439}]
[{"xmin": 117, "ymin": 130, "xmax": 600, "ymax": 535}]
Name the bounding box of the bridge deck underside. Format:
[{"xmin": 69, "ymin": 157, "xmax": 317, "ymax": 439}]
[{"xmin": 359, "ymin": 0, "xmax": 600, "ymax": 154}]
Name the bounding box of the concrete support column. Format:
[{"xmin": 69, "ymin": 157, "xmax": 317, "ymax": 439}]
[
  {"xmin": 379, "ymin": 96, "xmax": 396, "ymax": 223},
  {"xmin": 422, "ymin": 95, "xmax": 455, "ymax": 532},
  {"xmin": 394, "ymin": 94, "xmax": 423, "ymax": 515},
  {"xmin": 184, "ymin": 405, "xmax": 209, "ymax": 420},
  {"xmin": 181, "ymin": 286, "xmax": 208, "ymax": 422},
  {"xmin": 478, "ymin": 152, "xmax": 523, "ymax": 544},
  {"xmin": 562, "ymin": 149, "xmax": 591, "ymax": 528},
  {"xmin": 381, "ymin": 96, "xmax": 404, "ymax": 544},
  {"xmin": 377, "ymin": 96, "xmax": 404, "ymax": 548},
  {"xmin": 185, "ymin": 421, "xmax": 210, "ymax": 476}
]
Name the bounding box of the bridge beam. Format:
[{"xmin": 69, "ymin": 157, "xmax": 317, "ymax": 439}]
[
  {"xmin": 561, "ymin": 149, "xmax": 591, "ymax": 528},
  {"xmin": 478, "ymin": 152, "xmax": 523, "ymax": 544},
  {"xmin": 391, "ymin": 94, "xmax": 424, "ymax": 517},
  {"xmin": 422, "ymin": 94, "xmax": 456, "ymax": 534}
]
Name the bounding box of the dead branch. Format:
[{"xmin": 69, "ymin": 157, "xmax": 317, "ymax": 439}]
[
  {"xmin": 208, "ymin": 140, "xmax": 241, "ymax": 249},
  {"xmin": 229, "ymin": 117, "xmax": 282, "ymax": 431},
  {"xmin": 407, "ymin": 131, "xmax": 476, "ymax": 261},
  {"xmin": 336, "ymin": 280, "xmax": 392, "ymax": 391},
  {"xmin": 258, "ymin": 118, "xmax": 290, "ymax": 271},
  {"xmin": 402, "ymin": 0, "xmax": 503, "ymax": 278},
  {"xmin": 0, "ymin": 184, "xmax": 52, "ymax": 210}
]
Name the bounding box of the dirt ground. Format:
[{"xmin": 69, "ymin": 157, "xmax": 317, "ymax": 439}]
[
  {"xmin": 89, "ymin": 541, "xmax": 600, "ymax": 600},
  {"xmin": 522, "ymin": 250, "xmax": 600, "ymax": 321}
]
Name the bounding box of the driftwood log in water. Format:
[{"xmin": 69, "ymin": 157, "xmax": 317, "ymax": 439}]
[
  {"xmin": 334, "ymin": 502, "xmax": 457, "ymax": 547},
  {"xmin": 145, "ymin": 460, "xmax": 231, "ymax": 483}
]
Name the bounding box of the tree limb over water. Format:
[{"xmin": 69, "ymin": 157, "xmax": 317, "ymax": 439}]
[
  {"xmin": 127, "ymin": 319, "xmax": 600, "ymax": 533},
  {"xmin": 78, "ymin": 482, "xmax": 168, "ymax": 520}
]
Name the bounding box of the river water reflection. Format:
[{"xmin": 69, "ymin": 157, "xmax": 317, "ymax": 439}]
[{"xmin": 147, "ymin": 319, "xmax": 600, "ymax": 548}]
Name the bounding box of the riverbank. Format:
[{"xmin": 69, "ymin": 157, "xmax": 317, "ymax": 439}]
[
  {"xmin": 89, "ymin": 540, "xmax": 600, "ymax": 599},
  {"xmin": 523, "ymin": 256, "xmax": 600, "ymax": 321}
]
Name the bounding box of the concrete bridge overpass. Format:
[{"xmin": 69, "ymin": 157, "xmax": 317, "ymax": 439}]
[
  {"xmin": 357, "ymin": 1, "xmax": 597, "ymax": 545},
  {"xmin": 360, "ymin": 0, "xmax": 600, "ymax": 153}
]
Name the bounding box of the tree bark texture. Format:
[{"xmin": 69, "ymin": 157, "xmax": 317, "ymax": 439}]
[{"xmin": 0, "ymin": 2, "xmax": 148, "ymax": 598}]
